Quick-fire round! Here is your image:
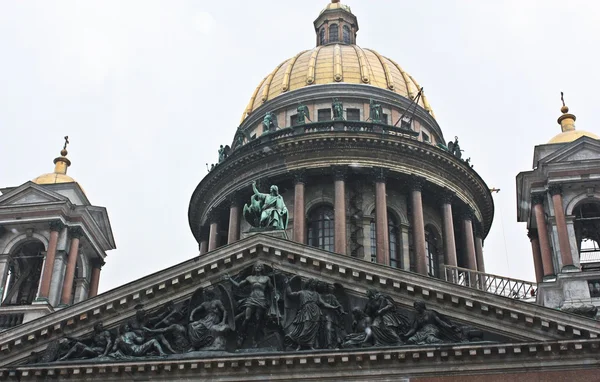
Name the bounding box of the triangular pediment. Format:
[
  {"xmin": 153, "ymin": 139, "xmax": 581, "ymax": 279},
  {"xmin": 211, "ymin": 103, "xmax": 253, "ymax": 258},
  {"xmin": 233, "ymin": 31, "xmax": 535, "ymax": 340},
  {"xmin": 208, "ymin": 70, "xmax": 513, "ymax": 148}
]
[
  {"xmin": 0, "ymin": 182, "xmax": 68, "ymax": 207},
  {"xmin": 1, "ymin": 235, "xmax": 598, "ymax": 368},
  {"xmin": 540, "ymin": 136, "xmax": 600, "ymax": 165}
]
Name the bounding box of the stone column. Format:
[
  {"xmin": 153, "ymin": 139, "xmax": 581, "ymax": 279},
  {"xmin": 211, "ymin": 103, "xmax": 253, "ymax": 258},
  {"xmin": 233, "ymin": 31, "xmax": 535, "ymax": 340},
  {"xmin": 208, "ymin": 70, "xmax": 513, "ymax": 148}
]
[
  {"xmin": 199, "ymin": 240, "xmax": 208, "ymax": 255},
  {"xmin": 60, "ymin": 227, "xmax": 83, "ymax": 306},
  {"xmin": 72, "ymin": 278, "xmax": 89, "ymax": 304},
  {"xmin": 532, "ymin": 194, "xmax": 555, "ymax": 277},
  {"xmin": 549, "ymin": 185, "xmax": 574, "ymax": 270},
  {"xmin": 441, "ymin": 193, "xmax": 457, "ymax": 267},
  {"xmin": 227, "ymin": 195, "xmax": 241, "ymax": 245},
  {"xmin": 293, "ymin": 171, "xmax": 306, "ymax": 244},
  {"xmin": 0, "ymin": 254, "xmax": 12, "ymax": 300},
  {"xmin": 527, "ymin": 229, "xmax": 544, "ymax": 283},
  {"xmin": 410, "ymin": 177, "xmax": 427, "ymax": 274},
  {"xmin": 49, "ymin": 251, "xmax": 67, "ymax": 306},
  {"xmin": 208, "ymin": 221, "xmax": 219, "ymax": 252},
  {"xmin": 474, "ymin": 224, "xmax": 485, "ymax": 273},
  {"xmin": 374, "ymin": 169, "xmax": 389, "ymax": 265},
  {"xmin": 88, "ymin": 263, "xmax": 102, "ymax": 298},
  {"xmin": 37, "ymin": 221, "xmax": 64, "ymax": 301},
  {"xmin": 333, "ymin": 167, "xmax": 347, "ymax": 255},
  {"xmin": 463, "ymin": 213, "xmax": 478, "ymax": 271}
]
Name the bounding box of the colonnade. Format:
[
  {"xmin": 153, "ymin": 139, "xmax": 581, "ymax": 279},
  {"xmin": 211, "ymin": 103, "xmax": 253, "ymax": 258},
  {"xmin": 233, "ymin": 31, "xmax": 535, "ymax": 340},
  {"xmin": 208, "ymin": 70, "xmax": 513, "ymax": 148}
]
[
  {"xmin": 199, "ymin": 168, "xmax": 487, "ymax": 276},
  {"xmin": 528, "ymin": 186, "xmax": 573, "ymax": 282}
]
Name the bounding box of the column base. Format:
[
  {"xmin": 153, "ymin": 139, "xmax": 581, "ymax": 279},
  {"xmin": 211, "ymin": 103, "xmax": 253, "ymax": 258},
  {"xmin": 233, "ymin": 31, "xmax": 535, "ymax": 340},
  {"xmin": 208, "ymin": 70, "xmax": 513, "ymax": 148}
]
[
  {"xmin": 541, "ymin": 275, "xmax": 557, "ymax": 282},
  {"xmin": 561, "ymin": 265, "xmax": 580, "ymax": 273},
  {"xmin": 32, "ymin": 298, "xmax": 51, "ymax": 305}
]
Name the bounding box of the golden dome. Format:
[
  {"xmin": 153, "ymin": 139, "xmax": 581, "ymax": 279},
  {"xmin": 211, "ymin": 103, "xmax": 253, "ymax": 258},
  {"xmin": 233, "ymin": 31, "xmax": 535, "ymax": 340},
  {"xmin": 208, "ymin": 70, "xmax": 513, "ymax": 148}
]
[
  {"xmin": 32, "ymin": 137, "xmax": 85, "ymax": 193},
  {"xmin": 548, "ymin": 94, "xmax": 598, "ymax": 144},
  {"xmin": 321, "ymin": 0, "xmax": 352, "ymax": 14},
  {"xmin": 241, "ymin": 44, "xmax": 435, "ymax": 123},
  {"xmin": 548, "ymin": 130, "xmax": 599, "ymax": 144}
]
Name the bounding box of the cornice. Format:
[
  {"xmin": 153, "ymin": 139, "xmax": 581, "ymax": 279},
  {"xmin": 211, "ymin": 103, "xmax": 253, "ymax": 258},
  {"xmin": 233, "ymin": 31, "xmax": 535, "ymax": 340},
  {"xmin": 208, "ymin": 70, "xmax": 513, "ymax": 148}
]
[
  {"xmin": 1, "ymin": 235, "xmax": 597, "ymax": 367},
  {"xmin": 189, "ymin": 130, "xmax": 494, "ymax": 241}
]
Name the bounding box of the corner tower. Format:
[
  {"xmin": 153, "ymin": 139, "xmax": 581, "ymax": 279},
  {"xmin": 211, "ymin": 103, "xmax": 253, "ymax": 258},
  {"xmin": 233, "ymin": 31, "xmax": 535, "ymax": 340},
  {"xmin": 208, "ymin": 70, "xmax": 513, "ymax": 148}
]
[
  {"xmin": 0, "ymin": 138, "xmax": 116, "ymax": 330},
  {"xmin": 517, "ymin": 95, "xmax": 600, "ymax": 315},
  {"xmin": 190, "ymin": 1, "xmax": 494, "ymax": 281}
]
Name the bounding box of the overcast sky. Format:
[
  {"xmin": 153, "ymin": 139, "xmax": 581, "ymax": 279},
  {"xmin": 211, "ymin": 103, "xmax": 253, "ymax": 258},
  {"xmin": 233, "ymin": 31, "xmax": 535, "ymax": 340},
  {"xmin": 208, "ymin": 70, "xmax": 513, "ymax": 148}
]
[{"xmin": 1, "ymin": 0, "xmax": 599, "ymax": 293}]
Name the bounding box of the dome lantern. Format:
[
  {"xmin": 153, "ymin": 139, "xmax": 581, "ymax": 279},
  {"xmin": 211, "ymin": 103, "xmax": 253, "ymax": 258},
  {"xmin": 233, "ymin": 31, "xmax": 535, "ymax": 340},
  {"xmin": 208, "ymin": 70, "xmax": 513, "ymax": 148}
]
[
  {"xmin": 548, "ymin": 92, "xmax": 599, "ymax": 144},
  {"xmin": 314, "ymin": 0, "xmax": 358, "ymax": 46}
]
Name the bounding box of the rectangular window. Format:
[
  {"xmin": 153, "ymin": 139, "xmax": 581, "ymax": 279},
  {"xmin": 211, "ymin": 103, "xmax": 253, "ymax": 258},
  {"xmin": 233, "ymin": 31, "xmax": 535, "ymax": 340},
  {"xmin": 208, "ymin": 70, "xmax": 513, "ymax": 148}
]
[
  {"xmin": 370, "ymin": 220, "xmax": 377, "ymax": 262},
  {"xmin": 422, "ymin": 131, "xmax": 430, "ymax": 142},
  {"xmin": 381, "ymin": 113, "xmax": 389, "ymax": 125},
  {"xmin": 318, "ymin": 108, "xmax": 331, "ymax": 121},
  {"xmin": 290, "ymin": 114, "xmax": 299, "ymax": 127},
  {"xmin": 347, "ymin": 108, "xmax": 360, "ymax": 121}
]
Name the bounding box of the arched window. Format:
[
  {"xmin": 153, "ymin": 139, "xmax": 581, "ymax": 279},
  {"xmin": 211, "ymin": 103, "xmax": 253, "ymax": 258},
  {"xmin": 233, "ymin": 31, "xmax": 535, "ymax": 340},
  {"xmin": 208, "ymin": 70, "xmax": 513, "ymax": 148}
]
[
  {"xmin": 370, "ymin": 210, "xmax": 402, "ymax": 268},
  {"xmin": 343, "ymin": 25, "xmax": 351, "ymax": 44},
  {"xmin": 329, "ymin": 24, "xmax": 339, "ymax": 43},
  {"xmin": 573, "ymin": 201, "xmax": 600, "ymax": 267},
  {"xmin": 308, "ymin": 205, "xmax": 335, "ymax": 252},
  {"xmin": 2, "ymin": 241, "xmax": 45, "ymax": 306},
  {"xmin": 425, "ymin": 226, "xmax": 440, "ymax": 277},
  {"xmin": 319, "ymin": 28, "xmax": 326, "ymax": 45},
  {"xmin": 389, "ymin": 214, "xmax": 400, "ymax": 268}
]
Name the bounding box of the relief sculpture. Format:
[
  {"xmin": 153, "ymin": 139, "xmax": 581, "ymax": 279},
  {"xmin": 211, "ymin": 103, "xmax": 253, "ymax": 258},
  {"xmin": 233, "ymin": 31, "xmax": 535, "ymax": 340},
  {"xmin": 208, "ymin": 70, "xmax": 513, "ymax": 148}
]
[{"xmin": 30, "ymin": 264, "xmax": 484, "ymax": 364}]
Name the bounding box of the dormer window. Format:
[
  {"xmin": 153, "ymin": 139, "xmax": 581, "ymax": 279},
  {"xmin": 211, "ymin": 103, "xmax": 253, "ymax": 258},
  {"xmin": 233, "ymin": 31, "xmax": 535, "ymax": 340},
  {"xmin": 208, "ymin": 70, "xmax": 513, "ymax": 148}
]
[
  {"xmin": 329, "ymin": 24, "xmax": 339, "ymax": 43},
  {"xmin": 343, "ymin": 25, "xmax": 351, "ymax": 44}
]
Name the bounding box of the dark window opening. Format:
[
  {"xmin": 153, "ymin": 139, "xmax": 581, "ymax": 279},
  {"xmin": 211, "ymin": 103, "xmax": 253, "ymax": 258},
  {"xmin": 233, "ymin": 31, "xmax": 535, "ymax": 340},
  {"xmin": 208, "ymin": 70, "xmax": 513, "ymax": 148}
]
[
  {"xmin": 318, "ymin": 108, "xmax": 332, "ymax": 121},
  {"xmin": 422, "ymin": 131, "xmax": 430, "ymax": 142},
  {"xmin": 343, "ymin": 25, "xmax": 351, "ymax": 44},
  {"xmin": 329, "ymin": 24, "xmax": 339, "ymax": 43},
  {"xmin": 346, "ymin": 108, "xmax": 360, "ymax": 121},
  {"xmin": 308, "ymin": 205, "xmax": 335, "ymax": 252},
  {"xmin": 290, "ymin": 115, "xmax": 299, "ymax": 127},
  {"xmin": 319, "ymin": 28, "xmax": 326, "ymax": 45},
  {"xmin": 370, "ymin": 220, "xmax": 377, "ymax": 263},
  {"xmin": 425, "ymin": 227, "xmax": 440, "ymax": 277},
  {"xmin": 381, "ymin": 113, "xmax": 389, "ymax": 125},
  {"xmin": 389, "ymin": 215, "xmax": 400, "ymax": 268}
]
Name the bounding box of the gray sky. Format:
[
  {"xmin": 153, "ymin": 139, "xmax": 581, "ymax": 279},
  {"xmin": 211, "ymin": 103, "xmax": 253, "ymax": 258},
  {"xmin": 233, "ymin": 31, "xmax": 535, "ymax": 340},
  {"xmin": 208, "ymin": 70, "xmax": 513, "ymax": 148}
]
[{"xmin": 1, "ymin": 0, "xmax": 599, "ymax": 293}]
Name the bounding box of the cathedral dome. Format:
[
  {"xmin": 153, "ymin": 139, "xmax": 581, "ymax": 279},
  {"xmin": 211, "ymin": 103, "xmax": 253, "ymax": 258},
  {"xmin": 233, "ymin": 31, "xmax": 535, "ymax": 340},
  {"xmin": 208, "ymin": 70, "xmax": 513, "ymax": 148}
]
[
  {"xmin": 240, "ymin": 1, "xmax": 434, "ymax": 123},
  {"xmin": 31, "ymin": 139, "xmax": 85, "ymax": 193}
]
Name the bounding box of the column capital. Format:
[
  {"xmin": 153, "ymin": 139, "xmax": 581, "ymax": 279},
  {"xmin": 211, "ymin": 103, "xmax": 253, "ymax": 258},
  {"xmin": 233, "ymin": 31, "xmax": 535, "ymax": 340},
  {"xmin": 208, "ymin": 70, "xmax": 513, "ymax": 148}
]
[
  {"xmin": 207, "ymin": 208, "xmax": 220, "ymax": 223},
  {"xmin": 226, "ymin": 191, "xmax": 241, "ymax": 207},
  {"xmin": 474, "ymin": 221, "xmax": 484, "ymax": 238},
  {"xmin": 440, "ymin": 189, "xmax": 455, "ymax": 204},
  {"xmin": 68, "ymin": 226, "xmax": 84, "ymax": 239},
  {"xmin": 531, "ymin": 193, "xmax": 546, "ymax": 205},
  {"xmin": 548, "ymin": 184, "xmax": 563, "ymax": 196},
  {"xmin": 371, "ymin": 167, "xmax": 388, "ymax": 182},
  {"xmin": 409, "ymin": 175, "xmax": 424, "ymax": 192},
  {"xmin": 49, "ymin": 220, "xmax": 65, "ymax": 232},
  {"xmin": 460, "ymin": 208, "xmax": 475, "ymax": 221},
  {"xmin": 292, "ymin": 169, "xmax": 307, "ymax": 185},
  {"xmin": 91, "ymin": 258, "xmax": 105, "ymax": 269},
  {"xmin": 331, "ymin": 166, "xmax": 347, "ymax": 181},
  {"xmin": 527, "ymin": 228, "xmax": 538, "ymax": 240}
]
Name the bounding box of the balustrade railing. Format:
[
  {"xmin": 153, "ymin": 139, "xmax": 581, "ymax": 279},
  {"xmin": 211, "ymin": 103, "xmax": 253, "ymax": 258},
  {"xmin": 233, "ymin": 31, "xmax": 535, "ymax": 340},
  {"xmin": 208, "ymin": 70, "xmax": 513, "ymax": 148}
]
[
  {"xmin": 443, "ymin": 265, "xmax": 537, "ymax": 301},
  {"xmin": 0, "ymin": 312, "xmax": 24, "ymax": 330}
]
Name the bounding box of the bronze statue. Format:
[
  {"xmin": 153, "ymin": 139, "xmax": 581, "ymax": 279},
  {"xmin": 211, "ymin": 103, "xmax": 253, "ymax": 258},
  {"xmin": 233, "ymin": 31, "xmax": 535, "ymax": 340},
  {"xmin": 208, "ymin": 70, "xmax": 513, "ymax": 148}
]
[
  {"xmin": 59, "ymin": 323, "xmax": 112, "ymax": 361},
  {"xmin": 186, "ymin": 288, "xmax": 233, "ymax": 351},
  {"xmin": 363, "ymin": 289, "xmax": 409, "ymax": 346},
  {"xmin": 284, "ymin": 277, "xmax": 343, "ymax": 351},
  {"xmin": 296, "ymin": 104, "xmax": 310, "ymax": 124},
  {"xmin": 369, "ymin": 99, "xmax": 383, "ymax": 123},
  {"xmin": 225, "ymin": 263, "xmax": 282, "ymax": 347},
  {"xmin": 403, "ymin": 301, "xmax": 462, "ymax": 345},
  {"xmin": 243, "ymin": 181, "xmax": 288, "ymax": 230},
  {"xmin": 341, "ymin": 308, "xmax": 373, "ymax": 348},
  {"xmin": 332, "ymin": 98, "xmax": 344, "ymax": 120},
  {"xmin": 262, "ymin": 112, "xmax": 278, "ymax": 132},
  {"xmin": 111, "ymin": 322, "xmax": 168, "ymax": 357},
  {"xmin": 447, "ymin": 136, "xmax": 463, "ymax": 159},
  {"xmin": 317, "ymin": 282, "xmax": 347, "ymax": 349}
]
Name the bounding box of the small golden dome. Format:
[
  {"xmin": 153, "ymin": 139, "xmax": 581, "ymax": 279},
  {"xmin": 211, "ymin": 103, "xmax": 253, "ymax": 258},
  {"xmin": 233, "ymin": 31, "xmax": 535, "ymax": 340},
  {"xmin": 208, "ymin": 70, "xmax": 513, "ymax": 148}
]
[
  {"xmin": 321, "ymin": 0, "xmax": 352, "ymax": 14},
  {"xmin": 241, "ymin": 45, "xmax": 435, "ymax": 123},
  {"xmin": 548, "ymin": 93, "xmax": 598, "ymax": 144},
  {"xmin": 32, "ymin": 136, "xmax": 85, "ymax": 193}
]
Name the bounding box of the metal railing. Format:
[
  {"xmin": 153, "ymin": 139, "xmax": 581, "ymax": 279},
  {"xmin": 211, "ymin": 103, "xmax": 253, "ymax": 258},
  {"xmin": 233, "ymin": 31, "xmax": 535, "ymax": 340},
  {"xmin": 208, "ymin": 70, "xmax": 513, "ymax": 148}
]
[{"xmin": 443, "ymin": 265, "xmax": 537, "ymax": 301}]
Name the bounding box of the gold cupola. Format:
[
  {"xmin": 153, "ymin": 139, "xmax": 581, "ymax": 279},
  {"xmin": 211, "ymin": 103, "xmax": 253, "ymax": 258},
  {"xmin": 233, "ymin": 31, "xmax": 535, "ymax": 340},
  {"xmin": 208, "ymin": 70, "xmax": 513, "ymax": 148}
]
[
  {"xmin": 32, "ymin": 136, "xmax": 80, "ymax": 187},
  {"xmin": 548, "ymin": 93, "xmax": 599, "ymax": 144}
]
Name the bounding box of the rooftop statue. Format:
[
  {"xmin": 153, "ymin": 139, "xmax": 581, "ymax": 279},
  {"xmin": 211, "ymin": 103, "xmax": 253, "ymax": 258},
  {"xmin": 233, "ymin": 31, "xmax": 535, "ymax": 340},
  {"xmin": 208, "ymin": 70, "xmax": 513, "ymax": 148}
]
[
  {"xmin": 262, "ymin": 112, "xmax": 279, "ymax": 133},
  {"xmin": 369, "ymin": 99, "xmax": 383, "ymax": 123},
  {"xmin": 403, "ymin": 300, "xmax": 462, "ymax": 345},
  {"xmin": 332, "ymin": 98, "xmax": 344, "ymax": 120},
  {"xmin": 243, "ymin": 181, "xmax": 289, "ymax": 230},
  {"xmin": 296, "ymin": 104, "xmax": 311, "ymax": 125}
]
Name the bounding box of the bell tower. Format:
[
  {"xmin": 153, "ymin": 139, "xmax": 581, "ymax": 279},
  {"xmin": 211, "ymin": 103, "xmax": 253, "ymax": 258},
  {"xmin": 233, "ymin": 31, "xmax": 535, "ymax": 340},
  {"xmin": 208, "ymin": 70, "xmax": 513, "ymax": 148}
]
[
  {"xmin": 0, "ymin": 138, "xmax": 116, "ymax": 330},
  {"xmin": 516, "ymin": 96, "xmax": 600, "ymax": 316}
]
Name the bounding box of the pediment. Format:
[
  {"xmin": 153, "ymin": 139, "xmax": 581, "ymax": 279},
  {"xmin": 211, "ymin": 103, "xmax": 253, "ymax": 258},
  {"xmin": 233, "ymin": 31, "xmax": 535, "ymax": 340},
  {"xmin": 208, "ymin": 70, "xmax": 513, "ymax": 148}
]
[
  {"xmin": 0, "ymin": 182, "xmax": 68, "ymax": 207},
  {"xmin": 1, "ymin": 235, "xmax": 598, "ymax": 369},
  {"xmin": 540, "ymin": 136, "xmax": 600, "ymax": 165}
]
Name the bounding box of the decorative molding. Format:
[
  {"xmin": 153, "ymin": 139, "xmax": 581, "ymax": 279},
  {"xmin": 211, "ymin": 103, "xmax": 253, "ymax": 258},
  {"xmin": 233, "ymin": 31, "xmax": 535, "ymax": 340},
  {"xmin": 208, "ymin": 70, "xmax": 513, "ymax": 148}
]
[
  {"xmin": 67, "ymin": 227, "xmax": 84, "ymax": 240},
  {"xmin": 371, "ymin": 167, "xmax": 388, "ymax": 182},
  {"xmin": 331, "ymin": 166, "xmax": 347, "ymax": 181},
  {"xmin": 408, "ymin": 175, "xmax": 424, "ymax": 192},
  {"xmin": 49, "ymin": 221, "xmax": 65, "ymax": 233},
  {"xmin": 531, "ymin": 193, "xmax": 546, "ymax": 206},
  {"xmin": 548, "ymin": 184, "xmax": 563, "ymax": 197},
  {"xmin": 292, "ymin": 170, "xmax": 307, "ymax": 185}
]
